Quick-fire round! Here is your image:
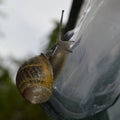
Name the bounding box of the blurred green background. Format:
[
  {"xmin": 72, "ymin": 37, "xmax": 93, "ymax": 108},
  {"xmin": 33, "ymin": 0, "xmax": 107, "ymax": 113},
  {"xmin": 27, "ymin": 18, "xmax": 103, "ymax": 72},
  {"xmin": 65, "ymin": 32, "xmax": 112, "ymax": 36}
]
[
  {"xmin": 0, "ymin": 0, "xmax": 61, "ymax": 119},
  {"xmin": 0, "ymin": 19, "xmax": 63, "ymax": 120},
  {"xmin": 0, "ymin": 0, "xmax": 78, "ymax": 119},
  {"xmin": 0, "ymin": 13, "xmax": 60, "ymax": 120},
  {"xmin": 0, "ymin": 65, "xmax": 49, "ymax": 120}
]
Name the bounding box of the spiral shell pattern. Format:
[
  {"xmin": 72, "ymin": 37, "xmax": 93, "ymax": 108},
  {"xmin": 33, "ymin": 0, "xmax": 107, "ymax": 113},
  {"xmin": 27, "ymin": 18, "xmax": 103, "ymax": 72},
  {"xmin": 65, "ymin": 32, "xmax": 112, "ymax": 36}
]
[{"xmin": 16, "ymin": 53, "xmax": 53, "ymax": 104}]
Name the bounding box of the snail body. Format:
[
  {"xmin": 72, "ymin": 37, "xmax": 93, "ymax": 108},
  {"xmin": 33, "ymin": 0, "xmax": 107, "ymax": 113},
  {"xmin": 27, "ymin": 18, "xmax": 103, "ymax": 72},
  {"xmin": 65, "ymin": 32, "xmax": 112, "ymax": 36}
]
[
  {"xmin": 16, "ymin": 10, "xmax": 77, "ymax": 104},
  {"xmin": 16, "ymin": 34, "xmax": 73, "ymax": 104},
  {"xmin": 47, "ymin": 39, "xmax": 72, "ymax": 79}
]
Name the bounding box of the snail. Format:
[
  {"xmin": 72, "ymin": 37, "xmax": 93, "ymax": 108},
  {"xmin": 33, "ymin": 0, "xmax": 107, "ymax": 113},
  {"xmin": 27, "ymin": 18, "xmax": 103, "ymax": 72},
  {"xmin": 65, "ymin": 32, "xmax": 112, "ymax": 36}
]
[{"xmin": 16, "ymin": 10, "xmax": 80, "ymax": 104}]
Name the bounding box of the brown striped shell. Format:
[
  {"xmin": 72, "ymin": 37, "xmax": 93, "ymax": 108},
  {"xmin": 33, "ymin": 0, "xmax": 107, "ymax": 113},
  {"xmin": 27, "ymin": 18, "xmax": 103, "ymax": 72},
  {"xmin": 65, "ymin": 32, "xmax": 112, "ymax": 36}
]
[{"xmin": 16, "ymin": 53, "xmax": 53, "ymax": 104}]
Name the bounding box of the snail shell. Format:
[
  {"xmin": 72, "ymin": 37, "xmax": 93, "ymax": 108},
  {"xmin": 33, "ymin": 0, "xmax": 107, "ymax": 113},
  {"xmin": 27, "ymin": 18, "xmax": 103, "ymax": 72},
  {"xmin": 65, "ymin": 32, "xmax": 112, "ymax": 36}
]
[
  {"xmin": 16, "ymin": 10, "xmax": 77, "ymax": 104},
  {"xmin": 16, "ymin": 31, "xmax": 75, "ymax": 104},
  {"xmin": 16, "ymin": 53, "xmax": 53, "ymax": 104},
  {"xmin": 16, "ymin": 30, "xmax": 76, "ymax": 104}
]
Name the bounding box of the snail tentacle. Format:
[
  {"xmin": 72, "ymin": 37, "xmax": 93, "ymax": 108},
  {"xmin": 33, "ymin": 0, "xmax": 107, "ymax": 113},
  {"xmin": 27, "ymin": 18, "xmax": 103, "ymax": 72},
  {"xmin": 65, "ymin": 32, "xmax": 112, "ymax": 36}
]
[{"xmin": 16, "ymin": 10, "xmax": 80, "ymax": 104}]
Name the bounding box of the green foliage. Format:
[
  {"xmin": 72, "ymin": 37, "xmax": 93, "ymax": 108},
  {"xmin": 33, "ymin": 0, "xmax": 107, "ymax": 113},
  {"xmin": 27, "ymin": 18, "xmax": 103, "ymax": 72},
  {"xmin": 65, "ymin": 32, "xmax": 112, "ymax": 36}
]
[
  {"xmin": 0, "ymin": 65, "xmax": 49, "ymax": 120},
  {"xmin": 0, "ymin": 18, "xmax": 66, "ymax": 120}
]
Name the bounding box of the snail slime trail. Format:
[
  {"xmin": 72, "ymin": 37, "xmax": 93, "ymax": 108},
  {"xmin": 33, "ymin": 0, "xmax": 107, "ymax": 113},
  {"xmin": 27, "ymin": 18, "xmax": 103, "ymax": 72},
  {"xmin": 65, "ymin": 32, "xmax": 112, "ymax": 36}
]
[{"xmin": 16, "ymin": 10, "xmax": 75, "ymax": 104}]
